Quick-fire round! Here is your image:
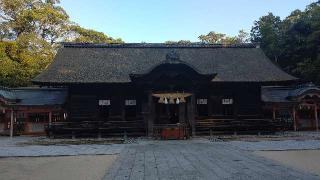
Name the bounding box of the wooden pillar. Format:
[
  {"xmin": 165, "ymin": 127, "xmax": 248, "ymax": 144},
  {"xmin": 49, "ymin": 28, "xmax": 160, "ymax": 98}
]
[
  {"xmin": 179, "ymin": 103, "xmax": 185, "ymax": 123},
  {"xmin": 293, "ymin": 106, "xmax": 297, "ymax": 131},
  {"xmin": 121, "ymin": 97, "xmax": 126, "ymax": 121},
  {"xmin": 315, "ymin": 105, "xmax": 318, "ymax": 131},
  {"xmin": 10, "ymin": 109, "xmax": 14, "ymax": 138},
  {"xmin": 141, "ymin": 93, "xmax": 149, "ymax": 136},
  {"xmin": 188, "ymin": 94, "xmax": 196, "ymax": 136},
  {"xmin": 147, "ymin": 92, "xmax": 154, "ymax": 137},
  {"xmin": 208, "ymin": 97, "xmax": 213, "ymax": 116},
  {"xmin": 272, "ymin": 106, "xmax": 276, "ymax": 121},
  {"xmin": 233, "ymin": 98, "xmax": 238, "ymax": 121}
]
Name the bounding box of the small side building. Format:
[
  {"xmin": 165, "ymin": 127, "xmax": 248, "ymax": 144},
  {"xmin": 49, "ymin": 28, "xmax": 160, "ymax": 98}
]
[
  {"xmin": 0, "ymin": 87, "xmax": 67, "ymax": 136},
  {"xmin": 262, "ymin": 83, "xmax": 320, "ymax": 131}
]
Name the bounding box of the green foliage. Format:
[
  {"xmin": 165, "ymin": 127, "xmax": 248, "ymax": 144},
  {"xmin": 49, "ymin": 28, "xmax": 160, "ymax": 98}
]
[
  {"xmin": 0, "ymin": 33, "xmax": 55, "ymax": 87},
  {"xmin": 0, "ymin": 0, "xmax": 123, "ymax": 87},
  {"xmin": 164, "ymin": 40, "xmax": 192, "ymax": 45},
  {"xmin": 251, "ymin": 1, "xmax": 320, "ymax": 83},
  {"xmin": 198, "ymin": 30, "xmax": 250, "ymax": 44},
  {"xmin": 0, "ymin": 0, "xmax": 69, "ymax": 43},
  {"xmin": 296, "ymin": 57, "xmax": 320, "ymax": 83},
  {"xmin": 68, "ymin": 25, "xmax": 123, "ymax": 44},
  {"xmin": 251, "ymin": 13, "xmax": 282, "ymax": 62},
  {"xmin": 198, "ymin": 32, "xmax": 226, "ymax": 44}
]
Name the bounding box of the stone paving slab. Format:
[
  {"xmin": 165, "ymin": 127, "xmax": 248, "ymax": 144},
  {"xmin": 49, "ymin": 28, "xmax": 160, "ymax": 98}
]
[
  {"xmin": 103, "ymin": 140, "xmax": 320, "ymax": 180},
  {"xmin": 0, "ymin": 144, "xmax": 124, "ymax": 157}
]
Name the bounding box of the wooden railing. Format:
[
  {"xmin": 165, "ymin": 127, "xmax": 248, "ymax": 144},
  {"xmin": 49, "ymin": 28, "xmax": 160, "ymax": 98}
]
[
  {"xmin": 46, "ymin": 118, "xmax": 146, "ymax": 138},
  {"xmin": 195, "ymin": 116, "xmax": 284, "ymax": 135}
]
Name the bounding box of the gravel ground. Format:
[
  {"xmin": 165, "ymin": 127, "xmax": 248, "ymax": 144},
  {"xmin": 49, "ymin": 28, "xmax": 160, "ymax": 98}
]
[
  {"xmin": 0, "ymin": 155, "xmax": 117, "ymax": 180},
  {"xmin": 0, "ymin": 136, "xmax": 125, "ymax": 157},
  {"xmin": 220, "ymin": 140, "xmax": 320, "ymax": 151},
  {"xmin": 2, "ymin": 132, "xmax": 320, "ymax": 157},
  {"xmin": 0, "ymin": 144, "xmax": 124, "ymax": 157},
  {"xmin": 255, "ymin": 150, "xmax": 320, "ymax": 176},
  {"xmin": 0, "ymin": 136, "xmax": 42, "ymax": 147}
]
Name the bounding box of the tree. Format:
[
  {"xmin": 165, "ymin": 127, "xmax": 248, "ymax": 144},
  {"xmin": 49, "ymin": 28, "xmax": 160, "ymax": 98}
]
[
  {"xmin": 237, "ymin": 30, "xmax": 250, "ymax": 43},
  {"xmin": 0, "ymin": 0, "xmax": 70, "ymax": 43},
  {"xmin": 250, "ymin": 1, "xmax": 320, "ymax": 84},
  {"xmin": 198, "ymin": 31, "xmax": 227, "ymax": 44},
  {"xmin": 251, "ymin": 13, "xmax": 282, "ymax": 62},
  {"xmin": 164, "ymin": 40, "xmax": 192, "ymax": 45},
  {"xmin": 0, "ymin": 32, "xmax": 55, "ymax": 87},
  {"xmin": 296, "ymin": 55, "xmax": 320, "ymax": 84},
  {"xmin": 68, "ymin": 25, "xmax": 123, "ymax": 44},
  {"xmin": 0, "ymin": 0, "xmax": 65, "ymax": 87},
  {"xmin": 0, "ymin": 0, "xmax": 123, "ymax": 87},
  {"xmin": 289, "ymin": 1, "xmax": 320, "ymax": 83},
  {"xmin": 198, "ymin": 30, "xmax": 250, "ymax": 44}
]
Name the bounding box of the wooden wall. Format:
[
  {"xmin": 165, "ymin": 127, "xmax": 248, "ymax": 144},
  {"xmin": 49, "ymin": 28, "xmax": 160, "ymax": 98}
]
[{"xmin": 65, "ymin": 82, "xmax": 267, "ymax": 136}]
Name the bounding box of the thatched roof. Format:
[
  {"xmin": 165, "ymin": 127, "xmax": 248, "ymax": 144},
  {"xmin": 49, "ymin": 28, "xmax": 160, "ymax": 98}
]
[{"xmin": 33, "ymin": 43, "xmax": 297, "ymax": 84}]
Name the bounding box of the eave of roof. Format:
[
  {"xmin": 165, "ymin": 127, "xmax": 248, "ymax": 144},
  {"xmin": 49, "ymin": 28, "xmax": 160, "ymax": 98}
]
[
  {"xmin": 261, "ymin": 84, "xmax": 320, "ymax": 103},
  {"xmin": 0, "ymin": 87, "xmax": 67, "ymax": 106}
]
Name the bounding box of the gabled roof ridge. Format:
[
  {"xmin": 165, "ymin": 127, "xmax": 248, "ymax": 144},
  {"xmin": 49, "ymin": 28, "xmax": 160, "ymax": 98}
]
[{"xmin": 61, "ymin": 42, "xmax": 258, "ymax": 49}]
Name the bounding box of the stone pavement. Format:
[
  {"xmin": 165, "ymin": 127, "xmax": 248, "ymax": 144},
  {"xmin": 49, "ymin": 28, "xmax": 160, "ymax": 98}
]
[{"xmin": 103, "ymin": 140, "xmax": 320, "ymax": 180}]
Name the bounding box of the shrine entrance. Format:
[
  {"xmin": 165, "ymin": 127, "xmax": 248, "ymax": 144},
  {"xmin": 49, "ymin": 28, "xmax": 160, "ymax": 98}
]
[
  {"xmin": 155, "ymin": 103, "xmax": 180, "ymax": 124},
  {"xmin": 129, "ymin": 51, "xmax": 216, "ymax": 137},
  {"xmin": 152, "ymin": 92, "xmax": 192, "ymax": 139},
  {"xmin": 153, "ymin": 92, "xmax": 191, "ymax": 123}
]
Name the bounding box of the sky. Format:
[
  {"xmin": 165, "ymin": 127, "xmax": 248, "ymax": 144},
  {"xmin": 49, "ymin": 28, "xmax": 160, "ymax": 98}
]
[{"xmin": 60, "ymin": 0, "xmax": 315, "ymax": 43}]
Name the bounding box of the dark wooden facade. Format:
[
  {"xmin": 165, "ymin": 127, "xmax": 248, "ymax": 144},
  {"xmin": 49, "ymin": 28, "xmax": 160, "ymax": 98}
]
[
  {"xmin": 32, "ymin": 43, "xmax": 299, "ymax": 138},
  {"xmin": 65, "ymin": 81, "xmax": 268, "ymax": 137}
]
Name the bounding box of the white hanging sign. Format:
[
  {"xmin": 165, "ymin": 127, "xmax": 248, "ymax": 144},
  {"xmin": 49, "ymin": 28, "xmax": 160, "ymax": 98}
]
[
  {"xmin": 125, "ymin": 100, "xmax": 136, "ymax": 106},
  {"xmin": 197, "ymin": 99, "xmax": 208, "ymax": 105},
  {"xmin": 99, "ymin": 100, "xmax": 110, "ymax": 106},
  {"xmin": 222, "ymin": 99, "xmax": 233, "ymax": 105}
]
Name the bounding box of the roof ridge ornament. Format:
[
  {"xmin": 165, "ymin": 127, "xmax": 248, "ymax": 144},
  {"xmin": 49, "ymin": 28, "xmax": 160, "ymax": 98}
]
[{"xmin": 166, "ymin": 50, "xmax": 180, "ymax": 62}]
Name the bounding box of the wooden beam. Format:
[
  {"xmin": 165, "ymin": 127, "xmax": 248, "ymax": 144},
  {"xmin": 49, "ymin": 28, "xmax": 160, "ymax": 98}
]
[{"xmin": 6, "ymin": 106, "xmax": 61, "ymax": 112}]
